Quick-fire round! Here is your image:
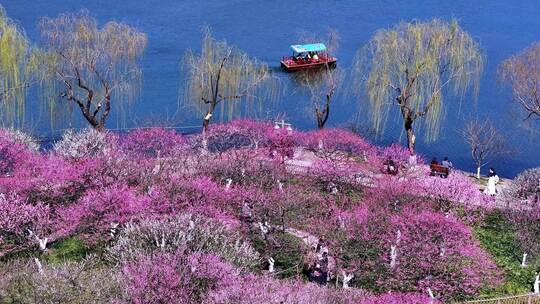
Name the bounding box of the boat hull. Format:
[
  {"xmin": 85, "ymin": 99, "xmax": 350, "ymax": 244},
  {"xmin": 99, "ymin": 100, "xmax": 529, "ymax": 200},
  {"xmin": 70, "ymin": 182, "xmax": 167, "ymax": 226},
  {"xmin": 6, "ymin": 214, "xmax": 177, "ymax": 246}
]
[{"xmin": 280, "ymin": 58, "xmax": 337, "ymax": 71}]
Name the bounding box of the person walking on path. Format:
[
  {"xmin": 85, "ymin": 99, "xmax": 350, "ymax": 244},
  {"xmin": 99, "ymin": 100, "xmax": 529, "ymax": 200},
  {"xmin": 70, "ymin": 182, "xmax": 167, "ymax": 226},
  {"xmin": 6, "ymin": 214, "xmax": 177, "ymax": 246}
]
[{"xmin": 485, "ymin": 167, "xmax": 499, "ymax": 196}]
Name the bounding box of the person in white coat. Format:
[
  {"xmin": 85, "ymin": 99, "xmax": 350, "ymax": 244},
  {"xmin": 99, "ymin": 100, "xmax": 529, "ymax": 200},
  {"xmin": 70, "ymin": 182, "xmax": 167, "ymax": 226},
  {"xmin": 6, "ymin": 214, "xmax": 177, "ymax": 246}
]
[{"xmin": 485, "ymin": 167, "xmax": 499, "ymax": 196}]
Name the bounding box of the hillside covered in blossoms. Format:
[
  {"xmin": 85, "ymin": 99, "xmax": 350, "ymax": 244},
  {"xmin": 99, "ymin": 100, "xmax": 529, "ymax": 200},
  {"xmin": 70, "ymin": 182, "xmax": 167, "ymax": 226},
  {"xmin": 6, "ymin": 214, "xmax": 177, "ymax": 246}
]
[{"xmin": 0, "ymin": 120, "xmax": 539, "ymax": 303}]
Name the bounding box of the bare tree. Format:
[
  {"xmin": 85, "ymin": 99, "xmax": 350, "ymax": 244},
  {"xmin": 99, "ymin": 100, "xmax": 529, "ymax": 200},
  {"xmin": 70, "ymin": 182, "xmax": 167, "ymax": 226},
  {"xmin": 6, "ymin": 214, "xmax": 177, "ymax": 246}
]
[
  {"xmin": 499, "ymin": 43, "xmax": 540, "ymax": 125},
  {"xmin": 36, "ymin": 10, "xmax": 147, "ymax": 131},
  {"xmin": 294, "ymin": 30, "xmax": 342, "ymax": 129},
  {"xmin": 0, "ymin": 6, "xmax": 36, "ymax": 126},
  {"xmin": 460, "ymin": 118, "xmax": 511, "ymax": 178},
  {"xmin": 183, "ymin": 28, "xmax": 279, "ymax": 132},
  {"xmin": 350, "ymin": 19, "xmax": 483, "ymax": 155}
]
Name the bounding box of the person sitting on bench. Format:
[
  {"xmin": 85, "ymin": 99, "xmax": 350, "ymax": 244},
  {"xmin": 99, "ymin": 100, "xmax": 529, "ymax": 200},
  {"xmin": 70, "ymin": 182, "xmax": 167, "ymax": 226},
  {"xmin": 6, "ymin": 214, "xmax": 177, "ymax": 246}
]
[
  {"xmin": 441, "ymin": 156, "xmax": 453, "ymax": 170},
  {"xmin": 430, "ymin": 157, "xmax": 449, "ymax": 178}
]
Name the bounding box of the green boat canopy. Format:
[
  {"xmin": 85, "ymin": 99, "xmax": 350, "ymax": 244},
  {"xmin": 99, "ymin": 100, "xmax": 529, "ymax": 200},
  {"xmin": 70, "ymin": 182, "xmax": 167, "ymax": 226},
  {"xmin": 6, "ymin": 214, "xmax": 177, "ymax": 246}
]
[{"xmin": 290, "ymin": 43, "xmax": 327, "ymax": 53}]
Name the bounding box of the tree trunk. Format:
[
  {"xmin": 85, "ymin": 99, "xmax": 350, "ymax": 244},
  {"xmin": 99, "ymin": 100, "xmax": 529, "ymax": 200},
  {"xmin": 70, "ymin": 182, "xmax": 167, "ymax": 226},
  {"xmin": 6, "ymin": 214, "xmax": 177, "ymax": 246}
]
[
  {"xmin": 404, "ymin": 116, "xmax": 415, "ymax": 155},
  {"xmin": 315, "ymin": 95, "xmax": 331, "ymax": 129},
  {"xmin": 203, "ymin": 102, "xmax": 217, "ymax": 133}
]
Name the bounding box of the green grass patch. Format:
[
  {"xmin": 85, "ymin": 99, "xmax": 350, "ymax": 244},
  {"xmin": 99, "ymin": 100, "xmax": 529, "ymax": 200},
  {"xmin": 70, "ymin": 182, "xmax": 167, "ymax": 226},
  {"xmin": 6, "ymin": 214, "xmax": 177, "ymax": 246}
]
[
  {"xmin": 475, "ymin": 210, "xmax": 536, "ymax": 297},
  {"xmin": 45, "ymin": 237, "xmax": 89, "ymax": 264},
  {"xmin": 251, "ymin": 231, "xmax": 305, "ymax": 279}
]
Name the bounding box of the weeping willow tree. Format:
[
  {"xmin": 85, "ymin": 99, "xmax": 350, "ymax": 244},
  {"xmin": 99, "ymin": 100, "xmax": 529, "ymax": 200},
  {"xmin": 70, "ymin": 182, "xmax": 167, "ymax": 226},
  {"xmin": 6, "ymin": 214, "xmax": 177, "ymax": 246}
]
[
  {"xmin": 183, "ymin": 28, "xmax": 280, "ymax": 132},
  {"xmin": 499, "ymin": 43, "xmax": 540, "ymax": 125},
  {"xmin": 350, "ymin": 19, "xmax": 483, "ymax": 154},
  {"xmin": 294, "ymin": 29, "xmax": 342, "ymax": 129},
  {"xmin": 0, "ymin": 6, "xmax": 35, "ymax": 126},
  {"xmin": 36, "ymin": 10, "xmax": 147, "ymax": 131}
]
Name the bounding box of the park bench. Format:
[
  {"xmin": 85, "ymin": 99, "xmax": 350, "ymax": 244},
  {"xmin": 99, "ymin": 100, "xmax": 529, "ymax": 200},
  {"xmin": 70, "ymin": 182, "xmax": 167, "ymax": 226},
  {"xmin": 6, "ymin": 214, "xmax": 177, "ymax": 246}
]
[{"xmin": 430, "ymin": 164, "xmax": 449, "ymax": 178}]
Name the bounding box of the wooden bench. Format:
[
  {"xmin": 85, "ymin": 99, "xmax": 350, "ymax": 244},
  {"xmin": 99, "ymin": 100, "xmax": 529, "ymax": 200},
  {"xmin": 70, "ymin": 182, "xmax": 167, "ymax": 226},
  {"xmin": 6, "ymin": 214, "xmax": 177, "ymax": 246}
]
[{"xmin": 430, "ymin": 164, "xmax": 449, "ymax": 178}]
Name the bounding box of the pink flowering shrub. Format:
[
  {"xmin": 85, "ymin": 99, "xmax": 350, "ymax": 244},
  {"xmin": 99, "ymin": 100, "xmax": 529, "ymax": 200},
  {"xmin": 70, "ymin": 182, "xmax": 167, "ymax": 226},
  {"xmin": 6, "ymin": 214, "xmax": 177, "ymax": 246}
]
[
  {"xmin": 0, "ymin": 193, "xmax": 50, "ymax": 247},
  {"xmin": 299, "ymin": 128, "xmax": 377, "ymax": 159},
  {"xmin": 207, "ymin": 274, "xmax": 367, "ymax": 304},
  {"xmin": 2, "ymin": 128, "xmax": 39, "ymax": 151},
  {"xmin": 376, "ymin": 210, "xmax": 500, "ymax": 301},
  {"xmin": 108, "ymin": 214, "xmax": 259, "ymax": 270},
  {"xmin": 57, "ymin": 184, "xmax": 151, "ymax": 237},
  {"xmin": 506, "ymin": 208, "xmax": 540, "ymax": 259},
  {"xmin": 123, "ymin": 251, "xmax": 237, "ymax": 304},
  {"xmin": 0, "ymin": 129, "xmax": 37, "ymax": 176},
  {"xmin": 505, "ymin": 167, "xmax": 540, "ymax": 205},
  {"xmin": 53, "ymin": 128, "xmax": 117, "ymax": 160},
  {"xmin": 120, "ymin": 128, "xmax": 186, "ymax": 158},
  {"xmin": 380, "ymin": 144, "xmax": 411, "ymax": 166},
  {"xmin": 0, "ymin": 258, "xmax": 126, "ymax": 303},
  {"xmin": 362, "ymin": 292, "xmax": 438, "ymax": 304}
]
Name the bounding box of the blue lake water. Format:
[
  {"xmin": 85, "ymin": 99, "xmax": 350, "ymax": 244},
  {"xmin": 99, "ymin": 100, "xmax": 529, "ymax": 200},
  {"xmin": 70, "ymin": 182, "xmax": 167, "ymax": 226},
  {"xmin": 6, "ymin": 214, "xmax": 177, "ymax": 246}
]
[{"xmin": 3, "ymin": 0, "xmax": 540, "ymax": 177}]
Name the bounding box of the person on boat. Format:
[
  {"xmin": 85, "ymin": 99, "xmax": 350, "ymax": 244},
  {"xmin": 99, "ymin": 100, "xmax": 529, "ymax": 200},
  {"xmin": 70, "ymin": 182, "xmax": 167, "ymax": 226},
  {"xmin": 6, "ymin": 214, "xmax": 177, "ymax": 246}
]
[
  {"xmin": 430, "ymin": 157, "xmax": 439, "ymax": 165},
  {"xmin": 485, "ymin": 167, "xmax": 499, "ymax": 196},
  {"xmin": 441, "ymin": 156, "xmax": 453, "ymax": 170},
  {"xmin": 312, "ymin": 52, "xmax": 319, "ymax": 60}
]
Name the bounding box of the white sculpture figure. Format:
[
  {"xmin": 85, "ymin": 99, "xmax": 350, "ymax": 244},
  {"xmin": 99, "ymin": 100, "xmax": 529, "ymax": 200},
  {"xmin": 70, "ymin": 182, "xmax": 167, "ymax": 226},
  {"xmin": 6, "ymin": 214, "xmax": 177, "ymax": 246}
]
[
  {"xmin": 152, "ymin": 161, "xmax": 161, "ymax": 175},
  {"xmin": 268, "ymin": 257, "xmax": 275, "ymax": 272},
  {"xmin": 440, "ymin": 246, "xmax": 446, "ymax": 257},
  {"xmin": 110, "ymin": 222, "xmax": 119, "ymax": 238},
  {"xmin": 28, "ymin": 229, "xmax": 48, "ymax": 252},
  {"xmin": 328, "ymin": 182, "xmax": 338, "ymax": 194},
  {"xmin": 225, "ymin": 178, "xmax": 233, "ymax": 190},
  {"xmin": 154, "ymin": 234, "xmax": 166, "ymax": 248},
  {"xmin": 242, "ymin": 202, "xmax": 252, "ymax": 219},
  {"xmin": 521, "ymin": 253, "xmax": 528, "ymax": 267},
  {"xmin": 34, "ymin": 258, "xmax": 43, "ymax": 275},
  {"xmin": 278, "ymin": 179, "xmax": 283, "ymax": 192},
  {"xmin": 338, "ymin": 215, "xmax": 345, "ymax": 229},
  {"xmin": 342, "ymin": 271, "xmax": 354, "ymax": 289},
  {"xmin": 390, "ymin": 230, "xmax": 401, "ymax": 268},
  {"xmin": 427, "ymin": 287, "xmax": 435, "ymax": 302},
  {"xmin": 390, "ymin": 245, "xmax": 398, "ymax": 268},
  {"xmin": 258, "ymin": 222, "xmax": 269, "ymax": 237},
  {"xmin": 318, "ymin": 139, "xmax": 324, "ymax": 151},
  {"xmin": 534, "ymin": 273, "xmax": 539, "ymax": 294}
]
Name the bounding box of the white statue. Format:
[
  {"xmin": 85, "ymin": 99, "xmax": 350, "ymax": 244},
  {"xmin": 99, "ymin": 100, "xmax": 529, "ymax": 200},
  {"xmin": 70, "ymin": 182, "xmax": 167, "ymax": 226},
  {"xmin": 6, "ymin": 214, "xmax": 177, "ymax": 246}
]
[
  {"xmin": 521, "ymin": 253, "xmax": 528, "ymax": 267},
  {"xmin": 28, "ymin": 229, "xmax": 47, "ymax": 252},
  {"xmin": 440, "ymin": 246, "xmax": 446, "ymax": 257},
  {"xmin": 277, "ymin": 180, "xmax": 284, "ymax": 193},
  {"xmin": 225, "ymin": 178, "xmax": 233, "ymax": 190},
  {"xmin": 318, "ymin": 139, "xmax": 324, "ymax": 151},
  {"xmin": 390, "ymin": 230, "xmax": 401, "ymax": 268},
  {"xmin": 258, "ymin": 222, "xmax": 269, "ymax": 237},
  {"xmin": 390, "ymin": 245, "xmax": 398, "ymax": 268},
  {"xmin": 342, "ymin": 271, "xmax": 354, "ymax": 289},
  {"xmin": 34, "ymin": 258, "xmax": 44, "ymax": 275},
  {"xmin": 110, "ymin": 222, "xmax": 119, "ymax": 238},
  {"xmin": 427, "ymin": 287, "xmax": 435, "ymax": 302},
  {"xmin": 268, "ymin": 257, "xmax": 275, "ymax": 272},
  {"xmin": 534, "ymin": 273, "xmax": 539, "ymax": 294}
]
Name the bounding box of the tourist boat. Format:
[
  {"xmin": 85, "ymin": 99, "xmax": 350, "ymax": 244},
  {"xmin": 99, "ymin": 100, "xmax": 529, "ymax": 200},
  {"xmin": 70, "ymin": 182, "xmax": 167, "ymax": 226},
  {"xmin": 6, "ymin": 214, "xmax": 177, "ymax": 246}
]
[{"xmin": 280, "ymin": 43, "xmax": 337, "ymax": 71}]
